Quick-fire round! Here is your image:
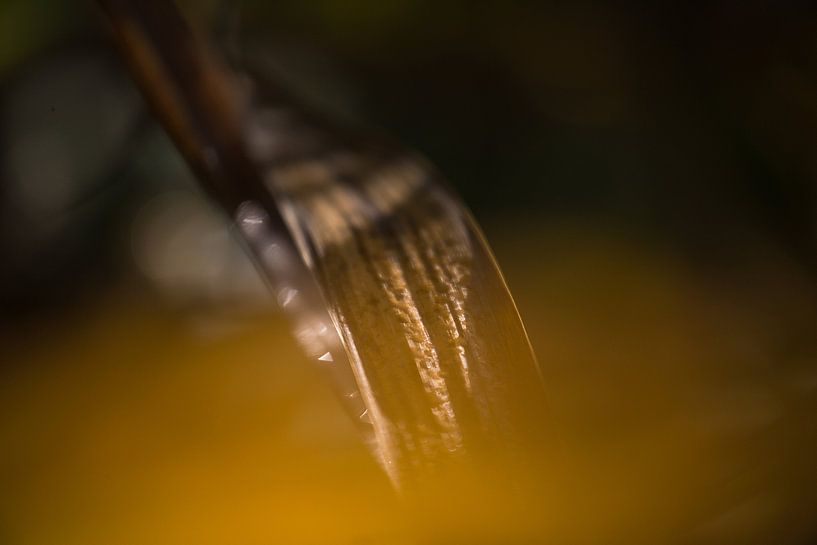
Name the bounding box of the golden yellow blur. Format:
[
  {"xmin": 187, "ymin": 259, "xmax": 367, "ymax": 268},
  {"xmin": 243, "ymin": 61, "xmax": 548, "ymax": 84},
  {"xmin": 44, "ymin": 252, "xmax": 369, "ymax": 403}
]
[{"xmin": 3, "ymin": 221, "xmax": 816, "ymax": 544}]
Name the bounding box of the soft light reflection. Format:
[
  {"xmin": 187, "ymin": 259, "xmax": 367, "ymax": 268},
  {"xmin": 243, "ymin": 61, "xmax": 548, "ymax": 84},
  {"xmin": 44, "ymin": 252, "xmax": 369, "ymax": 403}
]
[{"xmin": 132, "ymin": 190, "xmax": 269, "ymax": 306}]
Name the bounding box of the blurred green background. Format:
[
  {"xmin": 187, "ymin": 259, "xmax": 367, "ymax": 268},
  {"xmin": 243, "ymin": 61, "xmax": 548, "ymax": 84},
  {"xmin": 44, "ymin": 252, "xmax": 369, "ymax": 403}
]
[{"xmin": 2, "ymin": 1, "xmax": 817, "ymax": 544}]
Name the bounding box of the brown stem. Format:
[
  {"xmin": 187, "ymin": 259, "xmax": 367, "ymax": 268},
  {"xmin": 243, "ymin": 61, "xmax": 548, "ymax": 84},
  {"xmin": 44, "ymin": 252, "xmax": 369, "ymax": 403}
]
[{"xmin": 95, "ymin": 0, "xmax": 281, "ymax": 225}]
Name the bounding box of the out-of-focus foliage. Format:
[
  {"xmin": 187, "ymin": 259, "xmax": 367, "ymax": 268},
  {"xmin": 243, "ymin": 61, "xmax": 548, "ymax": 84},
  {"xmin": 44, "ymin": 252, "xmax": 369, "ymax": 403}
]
[{"xmin": 0, "ymin": 0, "xmax": 92, "ymax": 73}]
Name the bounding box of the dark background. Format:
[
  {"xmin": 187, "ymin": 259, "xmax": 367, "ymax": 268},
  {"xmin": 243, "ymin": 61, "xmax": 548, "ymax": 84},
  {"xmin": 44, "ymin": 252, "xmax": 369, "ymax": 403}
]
[{"xmin": 3, "ymin": 1, "xmax": 817, "ymax": 309}]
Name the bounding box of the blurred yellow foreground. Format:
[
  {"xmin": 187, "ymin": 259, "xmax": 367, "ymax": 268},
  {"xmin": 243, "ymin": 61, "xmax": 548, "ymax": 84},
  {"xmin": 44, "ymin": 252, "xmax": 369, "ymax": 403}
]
[{"xmin": 2, "ymin": 221, "xmax": 816, "ymax": 545}]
